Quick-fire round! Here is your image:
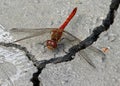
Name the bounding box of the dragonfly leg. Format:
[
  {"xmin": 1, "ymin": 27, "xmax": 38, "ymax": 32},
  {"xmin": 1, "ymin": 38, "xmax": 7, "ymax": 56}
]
[
  {"xmin": 53, "ymin": 48, "xmax": 60, "ymax": 58},
  {"xmin": 53, "ymin": 53, "xmax": 57, "ymax": 58},
  {"xmin": 53, "ymin": 46, "xmax": 68, "ymax": 58},
  {"xmin": 38, "ymin": 41, "xmax": 47, "ymax": 53},
  {"xmin": 60, "ymin": 37, "xmax": 75, "ymax": 42},
  {"xmin": 38, "ymin": 41, "xmax": 46, "ymax": 45},
  {"xmin": 57, "ymin": 43, "xmax": 68, "ymax": 54},
  {"xmin": 42, "ymin": 45, "xmax": 47, "ymax": 53},
  {"xmin": 89, "ymin": 29, "xmax": 92, "ymax": 34}
]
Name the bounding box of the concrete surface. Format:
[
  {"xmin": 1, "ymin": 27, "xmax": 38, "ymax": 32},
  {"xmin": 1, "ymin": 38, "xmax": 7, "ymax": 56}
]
[
  {"xmin": 0, "ymin": 0, "xmax": 120, "ymax": 86},
  {"xmin": 0, "ymin": 26, "xmax": 37, "ymax": 86}
]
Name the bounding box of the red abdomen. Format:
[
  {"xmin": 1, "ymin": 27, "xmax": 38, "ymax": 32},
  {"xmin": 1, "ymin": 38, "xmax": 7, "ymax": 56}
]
[{"xmin": 59, "ymin": 7, "xmax": 77, "ymax": 30}]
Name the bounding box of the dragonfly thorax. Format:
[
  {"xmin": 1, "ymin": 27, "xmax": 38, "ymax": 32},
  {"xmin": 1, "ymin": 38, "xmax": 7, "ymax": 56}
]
[{"xmin": 51, "ymin": 29, "xmax": 63, "ymax": 42}]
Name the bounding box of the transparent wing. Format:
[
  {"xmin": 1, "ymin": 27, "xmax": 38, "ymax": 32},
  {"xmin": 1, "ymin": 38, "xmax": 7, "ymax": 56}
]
[
  {"xmin": 78, "ymin": 50, "xmax": 96, "ymax": 68},
  {"xmin": 63, "ymin": 30, "xmax": 106, "ymax": 68},
  {"xmin": 63, "ymin": 30, "xmax": 105, "ymax": 58},
  {"xmin": 10, "ymin": 28, "xmax": 105, "ymax": 67},
  {"xmin": 9, "ymin": 27, "xmax": 60, "ymax": 61},
  {"xmin": 10, "ymin": 28, "xmax": 57, "ymax": 33},
  {"xmin": 10, "ymin": 28, "xmax": 57, "ymax": 42}
]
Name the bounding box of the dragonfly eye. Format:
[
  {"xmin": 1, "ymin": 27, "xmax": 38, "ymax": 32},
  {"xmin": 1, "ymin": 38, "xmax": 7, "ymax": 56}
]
[{"xmin": 46, "ymin": 40, "xmax": 57, "ymax": 49}]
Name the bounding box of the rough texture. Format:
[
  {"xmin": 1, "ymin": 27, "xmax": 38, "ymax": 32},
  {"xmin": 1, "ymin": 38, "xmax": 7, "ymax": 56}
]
[
  {"xmin": 0, "ymin": 26, "xmax": 37, "ymax": 86},
  {"xmin": 0, "ymin": 0, "xmax": 120, "ymax": 86}
]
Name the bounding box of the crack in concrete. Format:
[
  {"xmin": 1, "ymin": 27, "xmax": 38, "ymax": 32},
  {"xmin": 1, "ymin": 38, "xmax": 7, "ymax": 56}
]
[
  {"xmin": 0, "ymin": 0, "xmax": 119, "ymax": 86},
  {"xmin": 0, "ymin": 42, "xmax": 41, "ymax": 86},
  {"xmin": 30, "ymin": 68, "xmax": 44, "ymax": 86}
]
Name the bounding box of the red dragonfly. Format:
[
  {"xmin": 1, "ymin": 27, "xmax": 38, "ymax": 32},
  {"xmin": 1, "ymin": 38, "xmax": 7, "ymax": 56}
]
[
  {"xmin": 10, "ymin": 7, "xmax": 105, "ymax": 68},
  {"xmin": 12, "ymin": 7, "xmax": 77, "ymax": 50}
]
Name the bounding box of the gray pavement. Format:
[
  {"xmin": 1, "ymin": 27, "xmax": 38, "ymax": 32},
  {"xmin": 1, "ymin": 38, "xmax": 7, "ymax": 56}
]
[{"xmin": 0, "ymin": 0, "xmax": 120, "ymax": 86}]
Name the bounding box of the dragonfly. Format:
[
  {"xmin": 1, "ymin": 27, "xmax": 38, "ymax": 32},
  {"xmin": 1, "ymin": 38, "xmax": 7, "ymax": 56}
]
[
  {"xmin": 11, "ymin": 7, "xmax": 77, "ymax": 50},
  {"xmin": 10, "ymin": 7, "xmax": 106, "ymax": 68}
]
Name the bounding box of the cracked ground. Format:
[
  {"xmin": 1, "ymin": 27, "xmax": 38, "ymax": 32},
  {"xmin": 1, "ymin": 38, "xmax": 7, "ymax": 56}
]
[{"xmin": 0, "ymin": 0, "xmax": 120, "ymax": 86}]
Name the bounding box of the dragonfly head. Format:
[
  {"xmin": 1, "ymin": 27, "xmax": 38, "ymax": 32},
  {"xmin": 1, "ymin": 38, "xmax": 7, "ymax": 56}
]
[{"xmin": 46, "ymin": 40, "xmax": 57, "ymax": 50}]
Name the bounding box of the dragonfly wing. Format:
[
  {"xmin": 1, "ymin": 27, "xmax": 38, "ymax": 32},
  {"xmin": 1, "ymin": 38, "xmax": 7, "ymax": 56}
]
[
  {"xmin": 10, "ymin": 28, "xmax": 58, "ymax": 42},
  {"xmin": 63, "ymin": 30, "xmax": 106, "ymax": 66},
  {"xmin": 78, "ymin": 50, "xmax": 96, "ymax": 68},
  {"xmin": 10, "ymin": 28, "xmax": 57, "ymax": 33},
  {"xmin": 87, "ymin": 46, "xmax": 106, "ymax": 61},
  {"xmin": 12, "ymin": 32, "xmax": 42, "ymax": 42},
  {"xmin": 63, "ymin": 30, "xmax": 105, "ymax": 58},
  {"xmin": 63, "ymin": 30, "xmax": 82, "ymax": 42}
]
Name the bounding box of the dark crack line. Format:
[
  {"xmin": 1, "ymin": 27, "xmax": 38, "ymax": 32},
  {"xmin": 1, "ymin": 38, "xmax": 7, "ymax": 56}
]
[
  {"xmin": 34, "ymin": 0, "xmax": 120, "ymax": 68},
  {"xmin": 0, "ymin": 42, "xmax": 37, "ymax": 62},
  {"xmin": 30, "ymin": 68, "xmax": 44, "ymax": 86},
  {"xmin": 33, "ymin": 0, "xmax": 120, "ymax": 85},
  {"xmin": 0, "ymin": 0, "xmax": 120, "ymax": 86},
  {"xmin": 0, "ymin": 42, "xmax": 41, "ymax": 86}
]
